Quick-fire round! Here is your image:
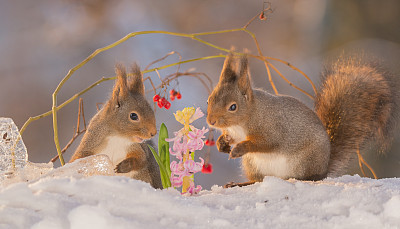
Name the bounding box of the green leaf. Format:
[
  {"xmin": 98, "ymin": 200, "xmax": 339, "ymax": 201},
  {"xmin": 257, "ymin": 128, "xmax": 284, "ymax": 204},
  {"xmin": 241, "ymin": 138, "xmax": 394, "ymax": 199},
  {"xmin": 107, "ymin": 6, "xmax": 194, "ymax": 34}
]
[
  {"xmin": 148, "ymin": 144, "xmax": 171, "ymax": 188},
  {"xmin": 158, "ymin": 123, "xmax": 171, "ymax": 177},
  {"xmin": 148, "ymin": 145, "xmax": 166, "ymax": 187}
]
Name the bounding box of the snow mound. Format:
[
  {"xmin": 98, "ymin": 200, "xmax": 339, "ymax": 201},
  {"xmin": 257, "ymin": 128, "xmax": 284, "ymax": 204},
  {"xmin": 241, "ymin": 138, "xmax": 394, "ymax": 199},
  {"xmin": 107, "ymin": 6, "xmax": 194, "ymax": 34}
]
[
  {"xmin": 0, "ymin": 174, "xmax": 399, "ymax": 228},
  {"xmin": 1, "ymin": 155, "xmax": 114, "ymax": 187}
]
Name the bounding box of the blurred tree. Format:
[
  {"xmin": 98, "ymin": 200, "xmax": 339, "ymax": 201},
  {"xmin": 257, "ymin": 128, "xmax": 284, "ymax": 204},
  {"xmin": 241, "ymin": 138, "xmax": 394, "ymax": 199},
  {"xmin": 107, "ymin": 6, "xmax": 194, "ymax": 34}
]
[{"xmin": 323, "ymin": 0, "xmax": 400, "ymax": 51}]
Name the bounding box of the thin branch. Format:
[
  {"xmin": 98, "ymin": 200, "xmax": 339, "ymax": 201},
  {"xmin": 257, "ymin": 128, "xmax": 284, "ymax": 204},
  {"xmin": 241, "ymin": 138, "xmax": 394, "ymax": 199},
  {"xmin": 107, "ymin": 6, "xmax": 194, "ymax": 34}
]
[
  {"xmin": 243, "ymin": 29, "xmax": 278, "ymax": 95},
  {"xmin": 358, "ymin": 154, "xmax": 367, "ymax": 177},
  {"xmin": 242, "ymin": 2, "xmax": 272, "ymax": 29},
  {"xmin": 50, "ymin": 98, "xmax": 87, "ymax": 163},
  {"xmin": 163, "ymin": 71, "xmax": 213, "ymax": 91},
  {"xmin": 20, "ymin": 8, "xmax": 319, "ymax": 167},
  {"xmin": 20, "ymin": 56, "xmax": 224, "ymax": 136},
  {"xmin": 145, "ymin": 51, "xmax": 175, "ymax": 71},
  {"xmin": 96, "ymin": 103, "xmax": 103, "ymax": 111},
  {"xmin": 264, "ymin": 56, "xmax": 317, "ymax": 94},
  {"xmin": 267, "ymin": 62, "xmax": 314, "ymax": 99},
  {"xmin": 145, "ymin": 71, "xmax": 213, "ymax": 95},
  {"xmin": 356, "ymin": 148, "xmax": 377, "ymax": 179}
]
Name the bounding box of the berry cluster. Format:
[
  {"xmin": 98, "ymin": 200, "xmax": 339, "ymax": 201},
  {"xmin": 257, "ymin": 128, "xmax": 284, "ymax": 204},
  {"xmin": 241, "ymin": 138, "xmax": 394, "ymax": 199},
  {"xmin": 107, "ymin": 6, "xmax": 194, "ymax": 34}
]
[
  {"xmin": 153, "ymin": 94, "xmax": 171, "ymax": 109},
  {"xmin": 152, "ymin": 89, "xmax": 182, "ymax": 110},
  {"xmin": 169, "ymin": 89, "xmax": 182, "ymax": 101}
]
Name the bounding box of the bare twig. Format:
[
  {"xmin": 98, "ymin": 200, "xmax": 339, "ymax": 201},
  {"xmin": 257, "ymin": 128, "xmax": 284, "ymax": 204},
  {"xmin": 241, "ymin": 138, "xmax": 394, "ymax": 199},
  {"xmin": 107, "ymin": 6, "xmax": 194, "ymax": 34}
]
[
  {"xmin": 243, "ymin": 2, "xmax": 273, "ymax": 29},
  {"xmin": 357, "ymin": 153, "xmax": 367, "ymax": 177},
  {"xmin": 243, "ymin": 30, "xmax": 278, "ymax": 95},
  {"xmin": 267, "ymin": 62, "xmax": 314, "ymax": 99},
  {"xmin": 50, "ymin": 98, "xmax": 87, "ymax": 163},
  {"xmin": 20, "ymin": 7, "xmax": 317, "ymax": 166},
  {"xmin": 144, "ymin": 51, "xmax": 180, "ymax": 71},
  {"xmin": 356, "ymin": 148, "xmax": 377, "ymax": 179},
  {"xmin": 96, "ymin": 103, "xmax": 103, "ymax": 111},
  {"xmin": 145, "ymin": 71, "xmax": 213, "ymax": 95},
  {"xmin": 20, "ymin": 55, "xmax": 224, "ymax": 135},
  {"xmin": 263, "ymin": 56, "xmax": 317, "ymax": 94}
]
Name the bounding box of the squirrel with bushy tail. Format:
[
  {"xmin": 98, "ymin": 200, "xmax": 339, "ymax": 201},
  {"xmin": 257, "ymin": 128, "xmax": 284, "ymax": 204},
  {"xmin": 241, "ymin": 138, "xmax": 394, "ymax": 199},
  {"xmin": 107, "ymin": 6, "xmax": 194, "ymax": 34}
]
[{"xmin": 207, "ymin": 53, "xmax": 399, "ymax": 187}]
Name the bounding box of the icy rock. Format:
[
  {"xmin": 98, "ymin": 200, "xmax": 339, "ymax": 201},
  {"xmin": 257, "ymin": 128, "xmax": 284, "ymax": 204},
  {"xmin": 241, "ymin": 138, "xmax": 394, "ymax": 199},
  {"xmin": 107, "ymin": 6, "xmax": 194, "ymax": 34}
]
[
  {"xmin": 44, "ymin": 154, "xmax": 115, "ymax": 178},
  {"xmin": 1, "ymin": 155, "xmax": 114, "ymax": 187},
  {"xmin": 1, "ymin": 161, "xmax": 53, "ymax": 186},
  {"xmin": 0, "ymin": 118, "xmax": 27, "ymax": 174}
]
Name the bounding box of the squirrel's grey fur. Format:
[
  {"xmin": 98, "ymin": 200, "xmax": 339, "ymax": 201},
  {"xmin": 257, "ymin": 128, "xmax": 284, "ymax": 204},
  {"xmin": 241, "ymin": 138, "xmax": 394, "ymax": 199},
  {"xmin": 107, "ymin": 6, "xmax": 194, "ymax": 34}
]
[
  {"xmin": 207, "ymin": 53, "xmax": 399, "ymax": 184},
  {"xmin": 70, "ymin": 63, "xmax": 162, "ymax": 189}
]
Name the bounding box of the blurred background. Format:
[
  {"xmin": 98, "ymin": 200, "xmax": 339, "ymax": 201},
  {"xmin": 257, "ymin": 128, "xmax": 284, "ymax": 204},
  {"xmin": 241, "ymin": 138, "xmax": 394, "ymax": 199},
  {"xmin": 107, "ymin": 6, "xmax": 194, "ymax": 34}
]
[{"xmin": 1, "ymin": 0, "xmax": 399, "ymax": 189}]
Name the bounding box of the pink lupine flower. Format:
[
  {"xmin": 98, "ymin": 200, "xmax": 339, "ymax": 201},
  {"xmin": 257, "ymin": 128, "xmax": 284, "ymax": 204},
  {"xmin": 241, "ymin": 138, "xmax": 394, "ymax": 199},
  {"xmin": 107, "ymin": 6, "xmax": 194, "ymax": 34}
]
[
  {"xmin": 170, "ymin": 174, "xmax": 184, "ymax": 187},
  {"xmin": 187, "ymin": 127, "xmax": 209, "ymax": 152},
  {"xmin": 170, "ymin": 161, "xmax": 185, "ymax": 175},
  {"xmin": 168, "ymin": 107, "xmax": 207, "ymax": 195},
  {"xmin": 165, "ymin": 129, "xmax": 185, "ymax": 145},
  {"xmin": 185, "ymin": 181, "xmax": 202, "ymax": 195},
  {"xmin": 169, "ymin": 148, "xmax": 182, "ymax": 161},
  {"xmin": 183, "ymin": 157, "xmax": 204, "ymax": 174},
  {"xmin": 168, "ymin": 137, "xmax": 189, "ymax": 161}
]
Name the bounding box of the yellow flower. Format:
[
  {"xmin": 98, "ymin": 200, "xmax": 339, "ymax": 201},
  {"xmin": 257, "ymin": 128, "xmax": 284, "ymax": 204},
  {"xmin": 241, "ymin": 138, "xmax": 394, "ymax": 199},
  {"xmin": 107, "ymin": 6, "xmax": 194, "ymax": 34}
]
[
  {"xmin": 174, "ymin": 107, "xmax": 205, "ymax": 135},
  {"xmin": 174, "ymin": 107, "xmax": 195, "ymax": 126}
]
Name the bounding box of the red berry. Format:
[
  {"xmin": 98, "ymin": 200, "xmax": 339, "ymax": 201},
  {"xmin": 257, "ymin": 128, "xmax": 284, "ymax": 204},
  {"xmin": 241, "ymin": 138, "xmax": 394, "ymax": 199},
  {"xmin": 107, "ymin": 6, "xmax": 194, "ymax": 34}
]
[
  {"xmin": 153, "ymin": 94, "xmax": 160, "ymax": 102},
  {"xmin": 176, "ymin": 92, "xmax": 182, "ymax": 100},
  {"xmin": 164, "ymin": 101, "xmax": 171, "ymax": 110},
  {"xmin": 157, "ymin": 100, "xmax": 163, "ymax": 108},
  {"xmin": 201, "ymin": 163, "xmax": 213, "ymax": 174},
  {"xmin": 259, "ymin": 13, "xmax": 266, "ymax": 21},
  {"xmin": 160, "ymin": 97, "xmax": 167, "ymax": 106},
  {"xmin": 170, "ymin": 94, "xmax": 175, "ymax": 101},
  {"xmin": 169, "ymin": 89, "xmax": 176, "ymax": 96},
  {"xmin": 205, "ymin": 139, "xmax": 215, "ymax": 146}
]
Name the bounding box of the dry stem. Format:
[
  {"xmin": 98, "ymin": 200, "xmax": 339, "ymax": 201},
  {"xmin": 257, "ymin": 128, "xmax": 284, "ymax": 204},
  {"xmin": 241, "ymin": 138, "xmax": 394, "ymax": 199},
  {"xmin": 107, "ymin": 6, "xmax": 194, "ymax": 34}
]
[
  {"xmin": 356, "ymin": 148, "xmax": 378, "ymax": 179},
  {"xmin": 20, "ymin": 7, "xmax": 316, "ymax": 165},
  {"xmin": 50, "ymin": 98, "xmax": 87, "ymax": 163}
]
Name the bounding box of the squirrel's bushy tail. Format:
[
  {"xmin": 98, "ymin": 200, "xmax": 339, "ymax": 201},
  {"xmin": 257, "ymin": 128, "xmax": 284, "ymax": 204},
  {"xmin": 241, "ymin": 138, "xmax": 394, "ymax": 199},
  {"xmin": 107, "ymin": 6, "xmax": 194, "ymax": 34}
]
[{"xmin": 315, "ymin": 58, "xmax": 399, "ymax": 177}]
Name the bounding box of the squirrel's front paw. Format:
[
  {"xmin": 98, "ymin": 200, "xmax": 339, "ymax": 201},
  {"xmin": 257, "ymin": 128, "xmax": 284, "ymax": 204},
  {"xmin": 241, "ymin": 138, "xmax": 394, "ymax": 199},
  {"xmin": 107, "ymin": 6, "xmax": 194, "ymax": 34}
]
[
  {"xmin": 217, "ymin": 135, "xmax": 231, "ymax": 153},
  {"xmin": 230, "ymin": 144, "xmax": 247, "ymax": 158},
  {"xmin": 115, "ymin": 158, "xmax": 135, "ymax": 173}
]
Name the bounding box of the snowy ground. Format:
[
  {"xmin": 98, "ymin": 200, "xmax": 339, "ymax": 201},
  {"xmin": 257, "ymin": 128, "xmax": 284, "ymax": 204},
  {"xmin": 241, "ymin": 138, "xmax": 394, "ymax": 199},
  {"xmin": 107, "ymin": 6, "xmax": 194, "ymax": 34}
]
[{"xmin": 0, "ymin": 157, "xmax": 400, "ymax": 229}]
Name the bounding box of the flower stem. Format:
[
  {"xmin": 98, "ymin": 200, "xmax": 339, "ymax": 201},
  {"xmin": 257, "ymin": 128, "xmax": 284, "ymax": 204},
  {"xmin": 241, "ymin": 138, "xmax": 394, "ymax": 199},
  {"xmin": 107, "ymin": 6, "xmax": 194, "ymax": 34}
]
[{"xmin": 182, "ymin": 149, "xmax": 190, "ymax": 193}]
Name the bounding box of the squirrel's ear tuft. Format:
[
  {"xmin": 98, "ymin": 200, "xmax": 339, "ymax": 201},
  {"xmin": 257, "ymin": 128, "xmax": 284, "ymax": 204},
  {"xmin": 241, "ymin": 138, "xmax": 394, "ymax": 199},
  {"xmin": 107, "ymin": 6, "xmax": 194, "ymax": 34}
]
[
  {"xmin": 128, "ymin": 62, "xmax": 145, "ymax": 95},
  {"xmin": 238, "ymin": 54, "xmax": 253, "ymax": 101},
  {"xmin": 112, "ymin": 64, "xmax": 129, "ymax": 106},
  {"xmin": 219, "ymin": 52, "xmax": 238, "ymax": 83}
]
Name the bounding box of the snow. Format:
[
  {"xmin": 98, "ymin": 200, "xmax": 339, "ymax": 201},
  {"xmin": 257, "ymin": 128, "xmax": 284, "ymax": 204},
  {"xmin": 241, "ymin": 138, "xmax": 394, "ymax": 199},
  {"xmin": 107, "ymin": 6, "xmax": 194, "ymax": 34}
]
[{"xmin": 0, "ymin": 158, "xmax": 400, "ymax": 229}]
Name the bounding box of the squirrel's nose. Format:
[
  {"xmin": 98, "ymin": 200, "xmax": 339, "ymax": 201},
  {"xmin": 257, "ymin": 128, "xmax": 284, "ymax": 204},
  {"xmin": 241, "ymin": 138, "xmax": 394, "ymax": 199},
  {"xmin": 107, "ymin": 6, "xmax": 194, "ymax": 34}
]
[
  {"xmin": 150, "ymin": 131, "xmax": 157, "ymax": 137},
  {"xmin": 207, "ymin": 118, "xmax": 216, "ymax": 126}
]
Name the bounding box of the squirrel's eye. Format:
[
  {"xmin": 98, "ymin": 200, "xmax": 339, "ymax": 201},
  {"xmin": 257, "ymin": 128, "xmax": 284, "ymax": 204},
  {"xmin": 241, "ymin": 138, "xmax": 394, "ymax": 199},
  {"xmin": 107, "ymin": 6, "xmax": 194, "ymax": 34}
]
[
  {"xmin": 130, "ymin": 113, "xmax": 139, "ymax": 121},
  {"xmin": 228, "ymin": 104, "xmax": 237, "ymax": 111}
]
